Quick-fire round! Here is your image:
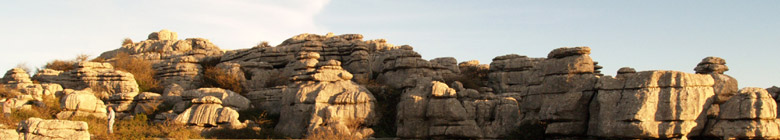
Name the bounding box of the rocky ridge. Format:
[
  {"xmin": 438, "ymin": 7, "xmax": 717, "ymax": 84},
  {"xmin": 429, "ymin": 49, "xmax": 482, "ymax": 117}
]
[{"xmin": 1, "ymin": 29, "xmax": 778, "ymax": 139}]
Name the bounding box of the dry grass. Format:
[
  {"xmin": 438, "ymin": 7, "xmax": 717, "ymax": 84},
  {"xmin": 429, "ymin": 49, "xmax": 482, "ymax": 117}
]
[
  {"xmin": 305, "ymin": 119, "xmax": 365, "ymax": 140},
  {"xmin": 205, "ymin": 111, "xmax": 280, "ymax": 139},
  {"xmin": 42, "ymin": 54, "xmax": 93, "ymax": 72},
  {"xmin": 0, "ymin": 95, "xmax": 60, "ymax": 128},
  {"xmin": 203, "ymin": 67, "xmax": 244, "ymax": 94},
  {"xmin": 44, "ymin": 59, "xmax": 76, "ymax": 71},
  {"xmin": 73, "ymin": 114, "xmax": 202, "ymax": 140},
  {"xmin": 111, "ymin": 52, "xmax": 161, "ymax": 93},
  {"xmin": 0, "ymin": 85, "xmax": 21, "ymax": 99},
  {"xmin": 122, "ymin": 38, "xmax": 133, "ymax": 46}
]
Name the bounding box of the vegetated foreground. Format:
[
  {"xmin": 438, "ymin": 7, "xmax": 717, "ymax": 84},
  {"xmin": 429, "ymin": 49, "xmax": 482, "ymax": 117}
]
[{"xmin": 1, "ymin": 29, "xmax": 778, "ymax": 139}]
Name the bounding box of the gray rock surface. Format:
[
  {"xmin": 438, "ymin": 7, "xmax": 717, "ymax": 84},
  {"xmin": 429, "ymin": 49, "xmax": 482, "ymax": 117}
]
[
  {"xmin": 589, "ymin": 70, "xmax": 715, "ymax": 139},
  {"xmin": 56, "ymin": 89, "xmax": 108, "ymax": 119},
  {"xmin": 275, "ymin": 55, "xmax": 377, "ymax": 139},
  {"xmin": 705, "ymin": 87, "xmax": 780, "ymax": 139},
  {"xmin": 18, "ymin": 117, "xmax": 90, "ymax": 140}
]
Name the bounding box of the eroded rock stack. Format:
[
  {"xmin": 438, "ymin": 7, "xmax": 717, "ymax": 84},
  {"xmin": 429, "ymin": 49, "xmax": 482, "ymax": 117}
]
[
  {"xmin": 174, "ymin": 96, "xmax": 244, "ymax": 132},
  {"xmin": 2, "ymin": 68, "xmax": 63, "ymax": 100},
  {"xmin": 275, "ymin": 53, "xmax": 377, "ymax": 138},
  {"xmin": 536, "ymin": 47, "xmax": 599, "ymax": 137},
  {"xmin": 705, "ymin": 87, "xmax": 780, "ymax": 139}
]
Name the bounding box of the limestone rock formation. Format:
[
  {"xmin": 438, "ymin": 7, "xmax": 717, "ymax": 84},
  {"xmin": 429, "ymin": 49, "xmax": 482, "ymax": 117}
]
[
  {"xmin": 488, "ymin": 54, "xmax": 544, "ymax": 94},
  {"xmin": 174, "ymin": 96, "xmax": 244, "ymax": 130},
  {"xmin": 56, "ymin": 89, "xmax": 108, "ymax": 119},
  {"xmin": 2, "ymin": 68, "xmax": 63, "ymax": 100},
  {"xmin": 537, "ymin": 47, "xmax": 599, "ymax": 137},
  {"xmin": 275, "ymin": 54, "xmax": 377, "ymax": 138},
  {"xmin": 705, "ymin": 87, "xmax": 780, "ymax": 139},
  {"xmin": 589, "ymin": 70, "xmax": 715, "ymax": 139},
  {"xmin": 374, "ymin": 49, "xmax": 440, "ymax": 88},
  {"xmin": 396, "ymin": 79, "xmax": 521, "ymax": 139},
  {"xmin": 0, "ymin": 129, "xmax": 19, "ymax": 139},
  {"xmin": 33, "ymin": 62, "xmax": 139, "ymax": 96},
  {"xmin": 180, "ymin": 88, "xmax": 250, "ymax": 111},
  {"xmin": 18, "ymin": 117, "xmax": 90, "ymax": 140},
  {"xmin": 108, "ymin": 92, "xmax": 163, "ymax": 118},
  {"xmin": 695, "ymin": 56, "xmax": 729, "ymax": 74}
]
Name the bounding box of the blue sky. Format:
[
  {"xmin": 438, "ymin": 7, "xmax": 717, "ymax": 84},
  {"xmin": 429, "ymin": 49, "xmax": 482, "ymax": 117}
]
[{"xmin": 1, "ymin": 0, "xmax": 778, "ymax": 88}]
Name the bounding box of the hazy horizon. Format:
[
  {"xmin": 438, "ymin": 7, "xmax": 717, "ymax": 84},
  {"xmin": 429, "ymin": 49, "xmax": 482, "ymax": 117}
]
[{"xmin": 1, "ymin": 0, "xmax": 778, "ymax": 88}]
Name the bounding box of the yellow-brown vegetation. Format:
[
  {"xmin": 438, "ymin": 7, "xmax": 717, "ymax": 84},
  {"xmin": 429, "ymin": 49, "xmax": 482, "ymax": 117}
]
[
  {"xmin": 111, "ymin": 52, "xmax": 161, "ymax": 93},
  {"xmin": 203, "ymin": 67, "xmax": 244, "ymax": 94}
]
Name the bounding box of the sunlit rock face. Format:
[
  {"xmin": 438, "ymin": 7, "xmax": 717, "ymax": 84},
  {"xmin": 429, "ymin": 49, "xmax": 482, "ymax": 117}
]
[
  {"xmin": 274, "ymin": 52, "xmax": 378, "ymax": 139},
  {"xmin": 9, "ymin": 29, "xmax": 780, "ymax": 139}
]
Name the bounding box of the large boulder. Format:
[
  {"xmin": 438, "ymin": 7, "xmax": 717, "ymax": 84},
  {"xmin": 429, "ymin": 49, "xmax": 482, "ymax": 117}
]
[
  {"xmin": 56, "ymin": 89, "xmax": 108, "ymax": 119},
  {"xmin": 704, "ymin": 87, "xmax": 780, "ymax": 139},
  {"xmin": 18, "ymin": 117, "xmax": 90, "ymax": 140}
]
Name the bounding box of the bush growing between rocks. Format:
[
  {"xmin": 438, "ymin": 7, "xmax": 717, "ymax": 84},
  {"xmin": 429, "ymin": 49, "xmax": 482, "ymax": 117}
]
[
  {"xmin": 203, "ymin": 67, "xmax": 244, "ymax": 94},
  {"xmin": 206, "ymin": 111, "xmax": 280, "ymax": 139},
  {"xmin": 0, "ymin": 95, "xmax": 60, "ymax": 128},
  {"xmin": 72, "ymin": 114, "xmax": 202, "ymax": 140},
  {"xmin": 44, "ymin": 60, "xmax": 76, "ymax": 71},
  {"xmin": 42, "ymin": 54, "xmax": 92, "ymax": 72},
  {"xmin": 304, "ymin": 118, "xmax": 365, "ymax": 140},
  {"xmin": 0, "ymin": 85, "xmax": 20, "ymax": 98},
  {"xmin": 111, "ymin": 52, "xmax": 161, "ymax": 93},
  {"xmin": 122, "ymin": 38, "xmax": 133, "ymax": 46}
]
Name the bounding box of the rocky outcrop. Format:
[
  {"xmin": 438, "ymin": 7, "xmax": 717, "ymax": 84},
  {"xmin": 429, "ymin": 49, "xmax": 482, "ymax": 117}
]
[
  {"xmin": 275, "ymin": 53, "xmax": 377, "ymax": 138},
  {"xmin": 536, "ymin": 47, "xmax": 599, "ymax": 137},
  {"xmin": 2, "ymin": 68, "xmax": 63, "ymax": 100},
  {"xmin": 374, "ymin": 48, "xmax": 440, "ymax": 88},
  {"xmin": 33, "ymin": 62, "xmax": 139, "ymax": 96},
  {"xmin": 221, "ymin": 33, "xmax": 388, "ymax": 83},
  {"xmin": 396, "ymin": 79, "xmax": 521, "ymax": 139},
  {"xmin": 246, "ymin": 87, "xmax": 288, "ymax": 116},
  {"xmin": 56, "ymin": 89, "xmax": 108, "ymax": 119},
  {"xmin": 174, "ymin": 96, "xmax": 243, "ymax": 130},
  {"xmin": 178, "ymin": 88, "xmax": 250, "ymax": 111},
  {"xmin": 705, "ymin": 87, "xmax": 780, "ymax": 139},
  {"xmin": 108, "ymin": 92, "xmax": 162, "ymax": 118},
  {"xmin": 488, "ymin": 54, "xmax": 544, "ymax": 94},
  {"xmin": 18, "ymin": 117, "xmax": 90, "ymax": 140},
  {"xmin": 589, "ymin": 70, "xmax": 715, "ymax": 139},
  {"xmin": 695, "ymin": 56, "xmax": 729, "ymax": 74}
]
